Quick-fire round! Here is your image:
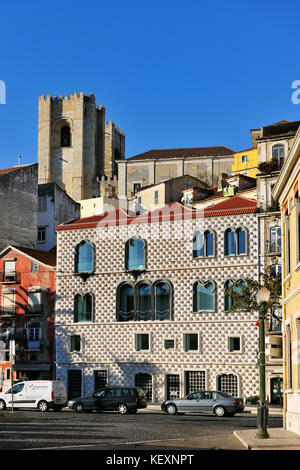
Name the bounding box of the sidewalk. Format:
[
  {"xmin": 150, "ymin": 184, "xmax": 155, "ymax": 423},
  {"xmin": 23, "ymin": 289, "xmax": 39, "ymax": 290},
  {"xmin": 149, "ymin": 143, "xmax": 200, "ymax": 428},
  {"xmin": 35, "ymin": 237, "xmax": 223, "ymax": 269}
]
[{"xmin": 233, "ymin": 428, "xmax": 300, "ymax": 450}]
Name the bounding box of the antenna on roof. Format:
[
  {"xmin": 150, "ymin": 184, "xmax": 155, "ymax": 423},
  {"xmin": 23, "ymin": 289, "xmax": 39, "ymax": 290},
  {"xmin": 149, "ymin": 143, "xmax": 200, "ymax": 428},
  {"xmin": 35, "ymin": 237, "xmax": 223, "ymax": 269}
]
[{"xmin": 18, "ymin": 155, "xmax": 21, "ymax": 166}]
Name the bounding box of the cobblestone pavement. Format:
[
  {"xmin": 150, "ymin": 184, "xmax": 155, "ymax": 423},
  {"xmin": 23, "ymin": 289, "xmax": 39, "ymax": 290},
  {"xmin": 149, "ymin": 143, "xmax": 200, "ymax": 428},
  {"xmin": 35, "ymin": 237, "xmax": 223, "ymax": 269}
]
[{"xmin": 0, "ymin": 409, "xmax": 282, "ymax": 450}]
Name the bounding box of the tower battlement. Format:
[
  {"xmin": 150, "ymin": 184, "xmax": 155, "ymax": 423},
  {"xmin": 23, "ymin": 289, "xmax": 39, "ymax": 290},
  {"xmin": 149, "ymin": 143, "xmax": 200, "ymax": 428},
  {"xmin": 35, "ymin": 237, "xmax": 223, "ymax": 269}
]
[{"xmin": 38, "ymin": 92, "xmax": 125, "ymax": 201}]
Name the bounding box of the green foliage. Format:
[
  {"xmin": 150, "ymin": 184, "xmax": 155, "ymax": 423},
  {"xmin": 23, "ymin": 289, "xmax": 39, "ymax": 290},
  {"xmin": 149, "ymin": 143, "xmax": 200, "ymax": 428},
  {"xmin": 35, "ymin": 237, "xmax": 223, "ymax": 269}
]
[{"xmin": 224, "ymin": 266, "xmax": 282, "ymax": 321}]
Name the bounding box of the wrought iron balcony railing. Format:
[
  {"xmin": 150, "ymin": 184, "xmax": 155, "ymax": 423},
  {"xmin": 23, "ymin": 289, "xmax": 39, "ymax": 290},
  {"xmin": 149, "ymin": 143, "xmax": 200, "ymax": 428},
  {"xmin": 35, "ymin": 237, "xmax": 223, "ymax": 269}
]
[{"xmin": 0, "ymin": 271, "xmax": 21, "ymax": 284}]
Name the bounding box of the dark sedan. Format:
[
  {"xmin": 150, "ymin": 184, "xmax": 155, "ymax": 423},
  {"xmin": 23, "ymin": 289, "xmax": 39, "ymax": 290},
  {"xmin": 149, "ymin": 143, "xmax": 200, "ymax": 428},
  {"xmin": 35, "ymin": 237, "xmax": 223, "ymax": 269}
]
[
  {"xmin": 161, "ymin": 390, "xmax": 244, "ymax": 417},
  {"xmin": 68, "ymin": 386, "xmax": 147, "ymax": 414}
]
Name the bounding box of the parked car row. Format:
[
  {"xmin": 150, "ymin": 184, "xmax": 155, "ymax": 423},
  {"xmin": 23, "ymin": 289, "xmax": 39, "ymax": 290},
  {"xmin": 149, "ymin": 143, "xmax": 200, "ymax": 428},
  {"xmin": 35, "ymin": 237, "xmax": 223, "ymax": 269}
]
[{"xmin": 0, "ymin": 380, "xmax": 244, "ymax": 416}]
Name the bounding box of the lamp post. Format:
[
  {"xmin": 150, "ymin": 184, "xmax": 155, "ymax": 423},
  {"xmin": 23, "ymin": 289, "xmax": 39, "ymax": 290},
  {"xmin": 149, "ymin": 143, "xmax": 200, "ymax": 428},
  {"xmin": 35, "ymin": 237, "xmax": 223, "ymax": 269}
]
[{"xmin": 255, "ymin": 287, "xmax": 270, "ymax": 439}]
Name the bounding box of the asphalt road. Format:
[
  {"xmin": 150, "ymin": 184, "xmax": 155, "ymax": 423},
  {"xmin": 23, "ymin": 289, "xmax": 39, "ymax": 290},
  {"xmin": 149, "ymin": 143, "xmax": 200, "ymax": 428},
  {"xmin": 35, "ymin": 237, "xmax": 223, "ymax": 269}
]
[{"xmin": 0, "ymin": 409, "xmax": 283, "ymax": 451}]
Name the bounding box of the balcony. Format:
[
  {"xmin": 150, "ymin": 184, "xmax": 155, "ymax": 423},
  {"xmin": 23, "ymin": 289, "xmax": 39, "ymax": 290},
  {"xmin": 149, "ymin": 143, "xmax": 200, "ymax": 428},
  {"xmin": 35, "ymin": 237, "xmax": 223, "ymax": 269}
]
[
  {"xmin": 266, "ymin": 335, "xmax": 282, "ymax": 358},
  {"xmin": 0, "ymin": 271, "xmax": 21, "ymax": 284},
  {"xmin": 26, "ymin": 340, "xmax": 41, "ymax": 351},
  {"xmin": 26, "ymin": 305, "xmax": 44, "ymax": 316},
  {"xmin": 266, "ymin": 241, "xmax": 281, "ymax": 255},
  {"xmin": 0, "ymin": 306, "xmax": 16, "ymax": 317}
]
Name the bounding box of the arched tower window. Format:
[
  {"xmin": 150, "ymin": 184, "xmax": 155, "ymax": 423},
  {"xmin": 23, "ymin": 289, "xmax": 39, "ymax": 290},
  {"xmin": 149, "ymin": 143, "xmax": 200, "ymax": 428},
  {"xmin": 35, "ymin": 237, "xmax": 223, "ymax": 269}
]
[{"xmin": 61, "ymin": 125, "xmax": 71, "ymax": 147}]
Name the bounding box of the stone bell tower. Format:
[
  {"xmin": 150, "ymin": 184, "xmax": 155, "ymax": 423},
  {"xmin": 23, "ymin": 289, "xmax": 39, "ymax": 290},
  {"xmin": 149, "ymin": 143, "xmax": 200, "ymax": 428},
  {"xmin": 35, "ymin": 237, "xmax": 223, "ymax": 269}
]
[{"xmin": 37, "ymin": 92, "xmax": 125, "ymax": 201}]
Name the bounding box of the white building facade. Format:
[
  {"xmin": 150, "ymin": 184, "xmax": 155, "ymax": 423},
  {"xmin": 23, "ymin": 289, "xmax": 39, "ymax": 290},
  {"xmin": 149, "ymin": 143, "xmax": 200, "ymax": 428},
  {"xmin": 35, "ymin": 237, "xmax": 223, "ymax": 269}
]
[{"xmin": 55, "ymin": 197, "xmax": 260, "ymax": 403}]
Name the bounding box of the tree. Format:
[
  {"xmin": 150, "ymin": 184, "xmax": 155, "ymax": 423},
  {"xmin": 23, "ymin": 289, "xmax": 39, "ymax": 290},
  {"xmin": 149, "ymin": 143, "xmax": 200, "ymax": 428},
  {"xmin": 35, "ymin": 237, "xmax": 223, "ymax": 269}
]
[{"xmin": 225, "ymin": 266, "xmax": 282, "ymax": 324}]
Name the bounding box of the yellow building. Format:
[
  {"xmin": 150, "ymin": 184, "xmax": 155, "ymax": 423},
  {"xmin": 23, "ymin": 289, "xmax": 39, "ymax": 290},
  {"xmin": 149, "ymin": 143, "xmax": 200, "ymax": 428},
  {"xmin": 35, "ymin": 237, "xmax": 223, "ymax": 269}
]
[
  {"xmin": 232, "ymin": 147, "xmax": 258, "ymax": 179},
  {"xmin": 273, "ymin": 128, "xmax": 300, "ymax": 435}
]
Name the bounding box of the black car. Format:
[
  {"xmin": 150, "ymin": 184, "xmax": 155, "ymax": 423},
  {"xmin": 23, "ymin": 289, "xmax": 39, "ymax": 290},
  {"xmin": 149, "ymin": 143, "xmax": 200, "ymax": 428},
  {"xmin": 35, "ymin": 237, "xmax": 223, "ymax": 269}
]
[{"xmin": 68, "ymin": 387, "xmax": 147, "ymax": 414}]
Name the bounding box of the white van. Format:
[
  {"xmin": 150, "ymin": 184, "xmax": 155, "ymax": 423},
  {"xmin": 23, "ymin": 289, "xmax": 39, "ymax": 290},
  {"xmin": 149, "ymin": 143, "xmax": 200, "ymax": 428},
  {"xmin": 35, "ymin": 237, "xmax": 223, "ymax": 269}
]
[{"xmin": 0, "ymin": 380, "xmax": 67, "ymax": 412}]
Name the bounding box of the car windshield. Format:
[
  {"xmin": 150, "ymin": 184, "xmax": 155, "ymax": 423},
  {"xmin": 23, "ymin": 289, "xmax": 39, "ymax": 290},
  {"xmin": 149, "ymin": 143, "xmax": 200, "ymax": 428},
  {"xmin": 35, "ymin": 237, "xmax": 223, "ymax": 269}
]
[{"xmin": 93, "ymin": 390, "xmax": 105, "ymax": 398}]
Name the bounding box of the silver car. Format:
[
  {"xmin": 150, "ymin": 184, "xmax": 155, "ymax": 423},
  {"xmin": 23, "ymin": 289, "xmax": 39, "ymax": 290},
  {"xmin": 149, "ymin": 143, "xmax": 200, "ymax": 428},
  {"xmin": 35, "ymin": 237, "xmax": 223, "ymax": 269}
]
[{"xmin": 161, "ymin": 390, "xmax": 244, "ymax": 417}]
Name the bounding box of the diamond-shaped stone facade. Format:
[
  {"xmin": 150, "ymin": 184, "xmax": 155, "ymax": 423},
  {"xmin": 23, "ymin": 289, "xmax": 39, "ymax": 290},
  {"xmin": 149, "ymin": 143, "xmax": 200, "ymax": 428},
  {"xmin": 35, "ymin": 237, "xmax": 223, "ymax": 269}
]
[{"xmin": 55, "ymin": 212, "xmax": 260, "ymax": 402}]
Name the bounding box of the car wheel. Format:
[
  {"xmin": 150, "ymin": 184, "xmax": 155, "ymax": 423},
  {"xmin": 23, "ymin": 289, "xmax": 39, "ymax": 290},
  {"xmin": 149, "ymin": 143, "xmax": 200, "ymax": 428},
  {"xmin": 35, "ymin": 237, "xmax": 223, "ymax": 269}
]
[
  {"xmin": 74, "ymin": 402, "xmax": 84, "ymax": 413},
  {"xmin": 0, "ymin": 399, "xmax": 6, "ymax": 411},
  {"xmin": 166, "ymin": 403, "xmax": 177, "ymax": 415},
  {"xmin": 117, "ymin": 403, "xmax": 128, "ymax": 415},
  {"xmin": 38, "ymin": 400, "xmax": 49, "ymax": 412},
  {"xmin": 214, "ymin": 405, "xmax": 225, "ymax": 417}
]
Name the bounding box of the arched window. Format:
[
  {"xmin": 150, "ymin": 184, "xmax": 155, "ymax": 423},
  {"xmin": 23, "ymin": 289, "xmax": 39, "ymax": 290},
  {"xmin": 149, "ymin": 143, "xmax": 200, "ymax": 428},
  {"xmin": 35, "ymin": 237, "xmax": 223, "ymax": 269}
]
[
  {"xmin": 74, "ymin": 294, "xmax": 93, "ymax": 322},
  {"xmin": 236, "ymin": 228, "xmax": 246, "ymax": 255},
  {"xmin": 75, "ymin": 241, "xmax": 94, "ymax": 274},
  {"xmin": 136, "ymin": 283, "xmax": 152, "ymax": 321},
  {"xmin": 272, "ymin": 144, "xmax": 285, "ymax": 166},
  {"xmin": 154, "ymin": 281, "xmax": 171, "ymax": 320},
  {"xmin": 225, "ymin": 228, "xmax": 247, "ymax": 256},
  {"xmin": 224, "ymin": 280, "xmax": 246, "ymax": 311},
  {"xmin": 125, "ymin": 238, "xmax": 145, "ymax": 270},
  {"xmin": 193, "ymin": 281, "xmax": 215, "ymax": 311},
  {"xmin": 224, "ymin": 229, "xmax": 235, "ymax": 256},
  {"xmin": 117, "ymin": 283, "xmax": 134, "ymax": 322},
  {"xmin": 116, "ymin": 279, "xmax": 173, "ymax": 321},
  {"xmin": 61, "ymin": 125, "xmax": 71, "ymax": 147},
  {"xmin": 193, "ymin": 232, "xmax": 204, "ymax": 258},
  {"xmin": 193, "ymin": 231, "xmax": 215, "ymax": 258}
]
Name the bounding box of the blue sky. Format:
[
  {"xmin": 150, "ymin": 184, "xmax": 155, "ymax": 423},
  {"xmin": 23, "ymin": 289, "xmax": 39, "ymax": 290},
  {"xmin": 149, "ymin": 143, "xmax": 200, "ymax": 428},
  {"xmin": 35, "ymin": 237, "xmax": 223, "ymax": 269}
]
[{"xmin": 1, "ymin": 0, "xmax": 300, "ymax": 168}]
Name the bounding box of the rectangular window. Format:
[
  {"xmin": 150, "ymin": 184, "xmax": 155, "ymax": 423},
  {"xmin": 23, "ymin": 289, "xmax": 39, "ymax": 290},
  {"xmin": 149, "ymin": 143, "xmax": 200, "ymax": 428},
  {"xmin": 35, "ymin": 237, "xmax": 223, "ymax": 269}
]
[
  {"xmin": 28, "ymin": 291, "xmax": 42, "ymax": 314},
  {"xmin": 285, "ymin": 215, "xmax": 291, "ymax": 275},
  {"xmin": 164, "ymin": 339, "xmax": 175, "ymax": 350},
  {"xmin": 228, "ymin": 337, "xmax": 241, "ymax": 352},
  {"xmin": 2, "ymin": 291, "xmax": 15, "ymax": 315},
  {"xmin": 133, "ymin": 183, "xmax": 141, "ymax": 193},
  {"xmin": 137, "ymin": 196, "xmax": 142, "ymax": 205},
  {"xmin": 70, "ymin": 335, "xmax": 81, "ymax": 352},
  {"xmin": 154, "ymin": 190, "xmax": 159, "ymax": 204},
  {"xmin": 184, "ymin": 333, "xmax": 198, "ymax": 351},
  {"xmin": 94, "ymin": 370, "xmax": 108, "ymax": 391},
  {"xmin": 37, "ymin": 226, "xmax": 46, "ymax": 244},
  {"xmin": 241, "ymin": 154, "xmax": 248, "ymax": 163},
  {"xmin": 135, "ymin": 333, "xmax": 149, "ymax": 351},
  {"xmin": 38, "ymin": 195, "xmax": 47, "ymax": 212},
  {"xmin": 286, "ymin": 325, "xmax": 293, "ymax": 389},
  {"xmin": 3, "ymin": 260, "xmax": 16, "ymax": 282}
]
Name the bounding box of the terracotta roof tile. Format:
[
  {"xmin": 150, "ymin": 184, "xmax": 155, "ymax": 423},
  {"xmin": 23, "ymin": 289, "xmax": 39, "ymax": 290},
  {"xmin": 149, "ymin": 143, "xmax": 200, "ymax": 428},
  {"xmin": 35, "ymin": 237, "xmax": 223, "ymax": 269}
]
[
  {"xmin": 57, "ymin": 197, "xmax": 257, "ymax": 231},
  {"xmin": 10, "ymin": 246, "xmax": 57, "ymax": 267}
]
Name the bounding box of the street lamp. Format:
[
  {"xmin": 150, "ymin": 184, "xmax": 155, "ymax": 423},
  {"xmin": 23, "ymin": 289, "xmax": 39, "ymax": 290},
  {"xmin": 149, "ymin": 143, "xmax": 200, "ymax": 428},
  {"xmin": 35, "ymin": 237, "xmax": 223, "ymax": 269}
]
[{"xmin": 256, "ymin": 286, "xmax": 270, "ymax": 439}]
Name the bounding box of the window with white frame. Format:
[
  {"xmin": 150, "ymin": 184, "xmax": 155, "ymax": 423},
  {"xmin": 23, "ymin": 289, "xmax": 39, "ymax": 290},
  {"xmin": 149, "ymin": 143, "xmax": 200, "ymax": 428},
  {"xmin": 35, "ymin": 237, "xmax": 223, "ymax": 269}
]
[
  {"xmin": 37, "ymin": 226, "xmax": 46, "ymax": 244},
  {"xmin": 28, "ymin": 290, "xmax": 42, "ymax": 314},
  {"xmin": 3, "ymin": 260, "xmax": 16, "ymax": 282},
  {"xmin": 2, "ymin": 290, "xmax": 15, "ymax": 315},
  {"xmin": 241, "ymin": 154, "xmax": 248, "ymax": 164}
]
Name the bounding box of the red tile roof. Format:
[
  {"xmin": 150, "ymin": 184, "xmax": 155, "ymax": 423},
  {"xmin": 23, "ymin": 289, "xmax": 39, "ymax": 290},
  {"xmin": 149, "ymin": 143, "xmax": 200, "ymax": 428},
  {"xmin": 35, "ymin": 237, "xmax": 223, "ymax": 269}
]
[
  {"xmin": 10, "ymin": 246, "xmax": 57, "ymax": 267},
  {"xmin": 0, "ymin": 166, "xmax": 24, "ymax": 175},
  {"xmin": 203, "ymin": 195, "xmax": 257, "ymax": 217},
  {"xmin": 57, "ymin": 196, "xmax": 257, "ymax": 231}
]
